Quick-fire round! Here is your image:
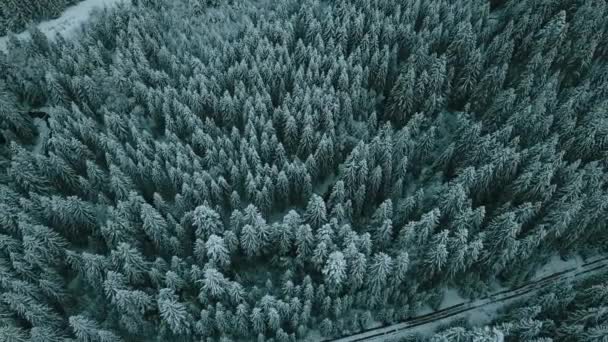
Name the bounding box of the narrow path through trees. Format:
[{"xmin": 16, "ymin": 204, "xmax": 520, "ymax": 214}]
[{"xmin": 326, "ymin": 256, "xmax": 608, "ymax": 342}]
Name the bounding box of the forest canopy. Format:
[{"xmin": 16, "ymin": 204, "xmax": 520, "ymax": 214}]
[
  {"xmin": 0, "ymin": 0, "xmax": 608, "ymax": 341},
  {"xmin": 0, "ymin": 0, "xmax": 85, "ymax": 35},
  {"xmin": 423, "ymin": 269, "xmax": 608, "ymax": 342}
]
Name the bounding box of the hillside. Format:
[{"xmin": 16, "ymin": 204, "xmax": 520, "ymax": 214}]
[{"xmin": 0, "ymin": 0, "xmax": 607, "ymax": 341}]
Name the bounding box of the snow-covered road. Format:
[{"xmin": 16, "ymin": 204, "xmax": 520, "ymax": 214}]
[
  {"xmin": 325, "ymin": 256, "xmax": 608, "ymax": 342},
  {"xmin": 0, "ymin": 0, "xmax": 126, "ymax": 52}
]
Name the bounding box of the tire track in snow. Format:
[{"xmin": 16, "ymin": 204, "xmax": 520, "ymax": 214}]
[{"xmin": 326, "ymin": 256, "xmax": 608, "ymax": 342}]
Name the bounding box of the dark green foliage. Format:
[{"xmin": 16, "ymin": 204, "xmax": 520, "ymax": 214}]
[{"xmin": 0, "ymin": 0, "xmax": 608, "ymax": 340}]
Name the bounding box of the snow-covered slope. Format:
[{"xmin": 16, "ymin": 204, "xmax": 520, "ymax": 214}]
[{"xmin": 0, "ymin": 0, "xmax": 126, "ymax": 52}]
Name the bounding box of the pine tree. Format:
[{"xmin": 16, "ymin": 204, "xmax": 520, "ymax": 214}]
[
  {"xmin": 66, "ymin": 251, "xmax": 107, "ymax": 290},
  {"xmin": 206, "ymin": 234, "xmax": 231, "ymax": 267},
  {"xmin": 304, "ymin": 194, "xmax": 327, "ymax": 229},
  {"xmin": 240, "ymin": 224, "xmax": 262, "ymax": 257},
  {"xmin": 423, "ymin": 230, "xmax": 449, "ymax": 279},
  {"xmin": 322, "ymin": 251, "xmax": 347, "ymax": 292},
  {"xmin": 393, "ymin": 251, "xmax": 410, "ymax": 287},
  {"xmin": 267, "ymin": 307, "xmax": 281, "ymax": 332},
  {"xmin": 295, "ymin": 224, "xmax": 315, "ymax": 262},
  {"xmin": 251, "ymin": 307, "xmax": 265, "ymax": 335},
  {"xmin": 110, "ymin": 243, "xmax": 149, "ymax": 284},
  {"xmin": 199, "ymin": 267, "xmax": 228, "ymax": 299},
  {"xmin": 193, "ymin": 204, "xmax": 223, "ymax": 239},
  {"xmin": 366, "ymin": 253, "xmax": 393, "ymax": 307},
  {"xmin": 235, "ymin": 303, "xmax": 250, "ymax": 337},
  {"xmin": 141, "ymin": 202, "xmax": 171, "ymax": 252},
  {"xmin": 158, "ymin": 288, "xmax": 192, "ymax": 335},
  {"xmin": 69, "ymin": 315, "xmax": 123, "ymax": 342},
  {"xmin": 30, "ymin": 326, "xmax": 66, "ymax": 342},
  {"xmin": 320, "ymin": 318, "xmax": 334, "ymax": 337},
  {"xmin": 0, "ymin": 87, "xmax": 35, "ymax": 140}
]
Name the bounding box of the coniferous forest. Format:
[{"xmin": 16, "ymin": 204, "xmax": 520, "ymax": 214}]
[
  {"xmin": 426, "ymin": 270, "xmax": 608, "ymax": 342},
  {"xmin": 1, "ymin": 0, "xmax": 608, "ymax": 341},
  {"xmin": 0, "ymin": 0, "xmax": 85, "ymax": 36}
]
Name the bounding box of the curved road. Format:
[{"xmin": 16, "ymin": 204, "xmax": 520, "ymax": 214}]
[{"xmin": 325, "ymin": 256, "xmax": 608, "ymax": 342}]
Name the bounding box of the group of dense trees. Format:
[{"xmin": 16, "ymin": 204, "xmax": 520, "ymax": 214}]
[
  {"xmin": 0, "ymin": 0, "xmax": 84, "ymax": 35},
  {"xmin": 0, "ymin": 0, "xmax": 607, "ymax": 340}
]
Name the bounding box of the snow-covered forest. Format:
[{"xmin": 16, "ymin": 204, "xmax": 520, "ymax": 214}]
[
  {"xmin": 0, "ymin": 0, "xmax": 607, "ymax": 341},
  {"xmin": 425, "ymin": 268, "xmax": 608, "ymax": 342},
  {"xmin": 0, "ymin": 0, "xmax": 85, "ymax": 35}
]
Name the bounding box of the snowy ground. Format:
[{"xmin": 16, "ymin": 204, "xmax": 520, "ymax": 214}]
[
  {"xmin": 0, "ymin": 0, "xmax": 126, "ymax": 52},
  {"xmin": 327, "ymin": 254, "xmax": 608, "ymax": 342},
  {"xmin": 533, "ymin": 254, "xmax": 586, "ymax": 279},
  {"xmin": 32, "ymin": 118, "xmax": 50, "ymax": 155}
]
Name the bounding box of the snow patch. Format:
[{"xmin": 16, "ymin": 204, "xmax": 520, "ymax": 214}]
[
  {"xmin": 305, "ymin": 330, "xmax": 323, "ymax": 342},
  {"xmin": 439, "ymin": 288, "xmax": 467, "ymax": 309},
  {"xmin": 464, "ymin": 301, "xmax": 502, "ymax": 327},
  {"xmin": 532, "ymin": 254, "xmax": 584, "ymax": 279},
  {"xmin": 416, "ymin": 305, "xmax": 433, "ymax": 316},
  {"xmin": 32, "ymin": 118, "xmax": 50, "ymax": 154},
  {"xmin": 0, "ymin": 0, "xmax": 127, "ymax": 52}
]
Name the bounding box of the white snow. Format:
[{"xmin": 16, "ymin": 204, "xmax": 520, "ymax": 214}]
[
  {"xmin": 464, "ymin": 301, "xmax": 502, "ymax": 327},
  {"xmin": 32, "ymin": 118, "xmax": 50, "ymax": 155},
  {"xmin": 417, "ymin": 288, "xmax": 473, "ymax": 316},
  {"xmin": 416, "ymin": 305, "xmax": 433, "ymax": 316},
  {"xmin": 304, "ymin": 330, "xmax": 323, "ymax": 342},
  {"xmin": 439, "ymin": 288, "xmax": 467, "ymax": 309},
  {"xmin": 0, "ymin": 0, "xmax": 126, "ymax": 52},
  {"xmin": 532, "ymin": 254, "xmax": 585, "ymax": 279},
  {"xmin": 329, "ymin": 254, "xmax": 608, "ymax": 342}
]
